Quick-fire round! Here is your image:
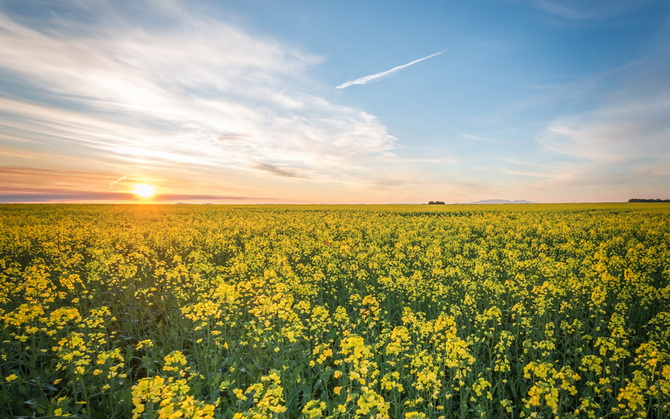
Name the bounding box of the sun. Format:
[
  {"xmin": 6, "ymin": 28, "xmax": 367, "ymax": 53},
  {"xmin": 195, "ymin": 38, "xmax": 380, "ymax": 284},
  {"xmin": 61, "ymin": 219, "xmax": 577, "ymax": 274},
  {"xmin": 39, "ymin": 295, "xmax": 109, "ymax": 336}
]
[{"xmin": 132, "ymin": 183, "xmax": 156, "ymax": 199}]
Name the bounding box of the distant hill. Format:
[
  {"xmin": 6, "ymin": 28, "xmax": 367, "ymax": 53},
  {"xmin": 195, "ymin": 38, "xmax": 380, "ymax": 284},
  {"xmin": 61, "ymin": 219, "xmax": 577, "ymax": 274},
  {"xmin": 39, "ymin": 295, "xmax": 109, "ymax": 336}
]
[{"xmin": 458, "ymin": 199, "xmax": 534, "ymax": 205}]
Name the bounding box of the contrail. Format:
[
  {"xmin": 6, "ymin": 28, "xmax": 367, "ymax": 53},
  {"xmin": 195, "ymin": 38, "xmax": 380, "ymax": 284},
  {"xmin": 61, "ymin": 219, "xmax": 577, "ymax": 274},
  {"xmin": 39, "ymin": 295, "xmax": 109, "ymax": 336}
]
[
  {"xmin": 336, "ymin": 50, "xmax": 444, "ymax": 89},
  {"xmin": 109, "ymin": 174, "xmax": 127, "ymax": 189}
]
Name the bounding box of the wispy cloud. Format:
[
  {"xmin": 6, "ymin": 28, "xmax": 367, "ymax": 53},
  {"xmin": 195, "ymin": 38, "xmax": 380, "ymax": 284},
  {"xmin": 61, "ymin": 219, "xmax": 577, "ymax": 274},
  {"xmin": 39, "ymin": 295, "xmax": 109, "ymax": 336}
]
[
  {"xmin": 0, "ymin": 190, "xmax": 275, "ymax": 203},
  {"xmin": 501, "ymin": 169, "xmax": 549, "ymax": 178},
  {"xmin": 254, "ymin": 162, "xmax": 305, "ymax": 179},
  {"xmin": 336, "ymin": 51, "xmax": 444, "ymax": 89},
  {"xmin": 0, "ymin": 167, "xmax": 115, "ymax": 189},
  {"xmin": 538, "ymin": 95, "xmax": 670, "ymax": 166},
  {"xmin": 109, "ymin": 174, "xmax": 127, "ymax": 189},
  {"xmin": 529, "ymin": 0, "xmax": 661, "ymax": 21},
  {"xmin": 0, "ymin": 165, "xmax": 280, "ymax": 203},
  {"xmin": 532, "ymin": 87, "xmax": 670, "ymax": 198},
  {"xmin": 0, "ymin": 1, "xmax": 400, "ymax": 199}
]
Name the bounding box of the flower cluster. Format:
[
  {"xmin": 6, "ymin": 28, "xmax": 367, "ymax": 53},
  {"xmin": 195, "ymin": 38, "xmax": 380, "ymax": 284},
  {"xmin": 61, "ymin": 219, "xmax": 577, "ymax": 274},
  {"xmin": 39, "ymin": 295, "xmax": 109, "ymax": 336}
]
[{"xmin": 1, "ymin": 203, "xmax": 669, "ymax": 417}]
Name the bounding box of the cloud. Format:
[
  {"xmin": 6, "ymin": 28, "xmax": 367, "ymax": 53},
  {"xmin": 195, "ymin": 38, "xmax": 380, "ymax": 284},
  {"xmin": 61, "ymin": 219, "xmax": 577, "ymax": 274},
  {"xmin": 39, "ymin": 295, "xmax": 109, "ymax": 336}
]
[
  {"xmin": 539, "ymin": 96, "xmax": 670, "ymax": 166},
  {"xmin": 529, "ymin": 0, "xmax": 661, "ymax": 21},
  {"xmin": 154, "ymin": 194, "xmax": 279, "ymax": 202},
  {"xmin": 0, "ymin": 166, "xmax": 119, "ymax": 190},
  {"xmin": 501, "ymin": 169, "xmax": 549, "ymax": 178},
  {"xmin": 532, "ymin": 102, "xmax": 670, "ymax": 196},
  {"xmin": 109, "ymin": 174, "xmax": 127, "ymax": 189},
  {"xmin": 336, "ymin": 51, "xmax": 444, "ymax": 89},
  {"xmin": 218, "ymin": 133, "xmax": 249, "ymax": 142},
  {"xmin": 0, "ymin": 190, "xmax": 274, "ymax": 203},
  {"xmin": 0, "ymin": 1, "xmax": 398, "ymax": 190},
  {"xmin": 527, "ymin": 102, "xmax": 670, "ymax": 200},
  {"xmin": 254, "ymin": 162, "xmax": 305, "ymax": 179},
  {"xmin": 522, "ymin": 26, "xmax": 670, "ymax": 199}
]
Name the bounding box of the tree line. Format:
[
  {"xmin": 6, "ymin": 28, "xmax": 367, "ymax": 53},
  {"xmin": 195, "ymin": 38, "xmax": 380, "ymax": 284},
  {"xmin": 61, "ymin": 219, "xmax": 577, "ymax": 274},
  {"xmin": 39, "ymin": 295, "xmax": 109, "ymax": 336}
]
[{"xmin": 628, "ymin": 198, "xmax": 670, "ymax": 202}]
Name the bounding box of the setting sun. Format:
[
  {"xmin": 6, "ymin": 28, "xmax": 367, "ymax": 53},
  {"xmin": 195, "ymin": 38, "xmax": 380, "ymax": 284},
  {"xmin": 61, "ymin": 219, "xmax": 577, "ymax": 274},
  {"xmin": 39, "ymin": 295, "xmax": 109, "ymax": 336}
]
[{"xmin": 131, "ymin": 183, "xmax": 156, "ymax": 199}]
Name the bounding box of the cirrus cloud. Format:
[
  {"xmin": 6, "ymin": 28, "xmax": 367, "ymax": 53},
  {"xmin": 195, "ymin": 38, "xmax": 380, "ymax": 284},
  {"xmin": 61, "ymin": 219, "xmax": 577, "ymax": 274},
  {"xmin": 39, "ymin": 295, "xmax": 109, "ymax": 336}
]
[{"xmin": 0, "ymin": 0, "xmax": 398, "ymax": 195}]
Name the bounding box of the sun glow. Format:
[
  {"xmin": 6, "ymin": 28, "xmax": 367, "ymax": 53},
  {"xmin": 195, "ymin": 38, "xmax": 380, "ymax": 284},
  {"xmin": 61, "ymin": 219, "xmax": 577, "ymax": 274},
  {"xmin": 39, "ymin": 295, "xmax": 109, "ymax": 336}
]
[{"xmin": 132, "ymin": 183, "xmax": 156, "ymax": 199}]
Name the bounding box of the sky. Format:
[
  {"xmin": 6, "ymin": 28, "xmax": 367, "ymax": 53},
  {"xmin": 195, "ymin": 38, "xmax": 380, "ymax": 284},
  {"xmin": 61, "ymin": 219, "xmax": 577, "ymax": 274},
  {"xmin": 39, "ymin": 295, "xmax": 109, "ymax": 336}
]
[{"xmin": 1, "ymin": 0, "xmax": 669, "ymax": 204}]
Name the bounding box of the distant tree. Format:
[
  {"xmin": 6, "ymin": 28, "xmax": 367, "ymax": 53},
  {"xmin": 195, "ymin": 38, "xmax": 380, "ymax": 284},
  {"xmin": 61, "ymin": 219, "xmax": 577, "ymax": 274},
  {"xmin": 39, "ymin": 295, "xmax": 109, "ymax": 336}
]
[
  {"xmin": 428, "ymin": 201, "xmax": 445, "ymax": 205},
  {"xmin": 629, "ymin": 198, "xmax": 670, "ymax": 202}
]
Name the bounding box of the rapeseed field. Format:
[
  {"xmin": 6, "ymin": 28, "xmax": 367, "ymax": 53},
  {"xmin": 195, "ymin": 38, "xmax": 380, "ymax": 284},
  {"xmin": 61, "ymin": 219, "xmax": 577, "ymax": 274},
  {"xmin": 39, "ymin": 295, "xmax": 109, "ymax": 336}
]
[{"xmin": 1, "ymin": 203, "xmax": 668, "ymax": 418}]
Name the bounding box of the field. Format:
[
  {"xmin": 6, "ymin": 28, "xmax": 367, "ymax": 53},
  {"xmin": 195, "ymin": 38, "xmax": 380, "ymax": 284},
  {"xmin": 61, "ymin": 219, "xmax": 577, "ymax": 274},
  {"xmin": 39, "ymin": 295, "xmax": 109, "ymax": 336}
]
[{"xmin": 1, "ymin": 203, "xmax": 669, "ymax": 418}]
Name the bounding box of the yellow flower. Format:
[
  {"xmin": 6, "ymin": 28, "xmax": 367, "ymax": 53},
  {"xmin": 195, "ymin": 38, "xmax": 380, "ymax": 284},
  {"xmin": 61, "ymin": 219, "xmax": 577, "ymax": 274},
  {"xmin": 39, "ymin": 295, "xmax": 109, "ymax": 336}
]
[
  {"xmin": 301, "ymin": 400, "xmax": 326, "ymax": 418},
  {"xmin": 5, "ymin": 374, "xmax": 18, "ymax": 382}
]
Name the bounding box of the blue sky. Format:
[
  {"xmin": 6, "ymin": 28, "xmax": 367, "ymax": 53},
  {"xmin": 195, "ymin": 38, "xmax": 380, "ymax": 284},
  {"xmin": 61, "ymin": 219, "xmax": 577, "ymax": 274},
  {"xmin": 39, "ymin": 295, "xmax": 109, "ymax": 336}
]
[{"xmin": 0, "ymin": 0, "xmax": 669, "ymax": 203}]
